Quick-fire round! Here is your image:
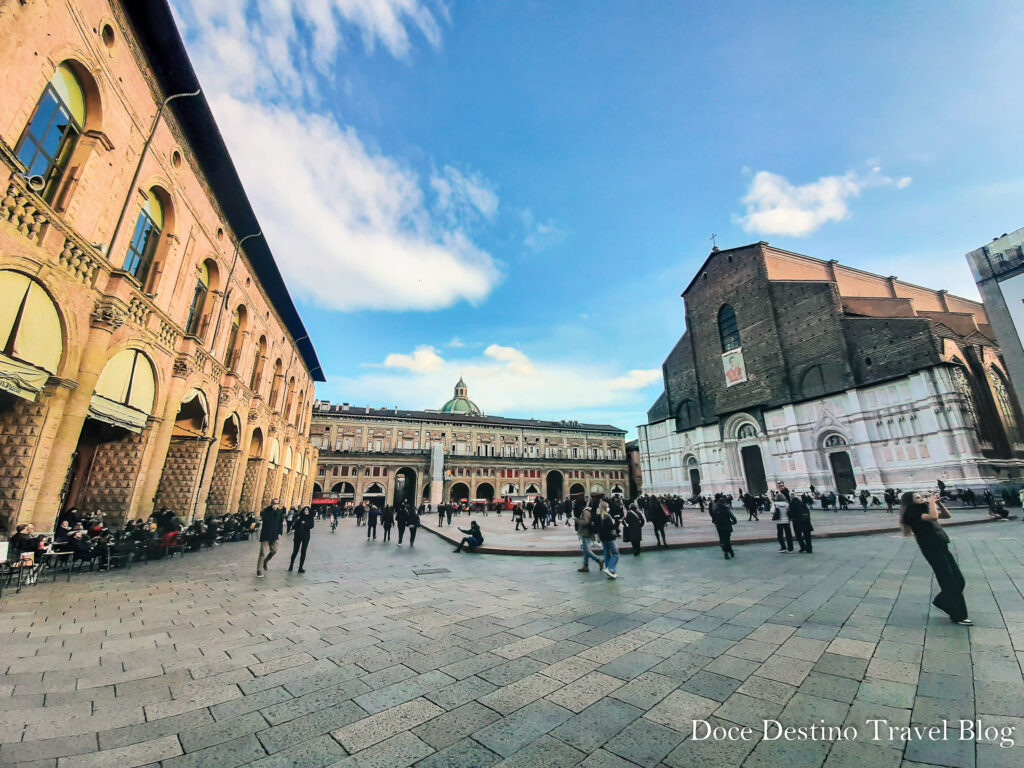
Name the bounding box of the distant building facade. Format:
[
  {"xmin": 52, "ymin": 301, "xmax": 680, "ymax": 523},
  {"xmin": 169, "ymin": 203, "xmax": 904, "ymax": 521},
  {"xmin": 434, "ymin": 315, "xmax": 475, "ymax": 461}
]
[
  {"xmin": 311, "ymin": 380, "xmax": 629, "ymax": 507},
  {"xmin": 967, "ymin": 227, "xmax": 1024, "ymax": 402},
  {"xmin": 0, "ymin": 0, "xmax": 323, "ymax": 532},
  {"xmin": 639, "ymin": 242, "xmax": 1024, "ymax": 497}
]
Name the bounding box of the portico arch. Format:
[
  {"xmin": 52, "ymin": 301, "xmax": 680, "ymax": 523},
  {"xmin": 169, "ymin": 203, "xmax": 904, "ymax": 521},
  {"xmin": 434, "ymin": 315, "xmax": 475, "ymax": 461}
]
[{"xmin": 545, "ymin": 470, "xmax": 564, "ymax": 501}]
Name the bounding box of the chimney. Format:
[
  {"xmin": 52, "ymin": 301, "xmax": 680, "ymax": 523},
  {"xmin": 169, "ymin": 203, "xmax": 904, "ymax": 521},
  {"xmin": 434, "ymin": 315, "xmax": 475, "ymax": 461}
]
[{"xmin": 342, "ymin": 403, "xmax": 349, "ymax": 411}]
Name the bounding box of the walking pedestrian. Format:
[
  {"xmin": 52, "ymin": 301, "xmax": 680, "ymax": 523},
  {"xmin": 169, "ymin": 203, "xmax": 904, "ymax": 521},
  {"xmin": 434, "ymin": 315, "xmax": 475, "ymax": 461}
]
[
  {"xmin": 366, "ymin": 502, "xmax": 380, "ymax": 540},
  {"xmin": 289, "ymin": 506, "xmax": 314, "ymax": 573},
  {"xmin": 710, "ymin": 496, "xmax": 737, "ymax": 559},
  {"xmin": 438, "ymin": 504, "xmax": 445, "ymax": 526},
  {"xmin": 772, "ymin": 494, "xmax": 794, "ymax": 553},
  {"xmin": 513, "ymin": 505, "xmax": 526, "ymax": 531},
  {"xmin": 623, "ymin": 503, "xmax": 645, "ymax": 556},
  {"xmin": 597, "ymin": 502, "xmax": 620, "ymax": 579},
  {"xmin": 445, "ymin": 504, "xmax": 453, "ymax": 526},
  {"xmin": 648, "ymin": 497, "xmax": 668, "ymax": 547},
  {"xmin": 407, "ymin": 505, "xmax": 420, "ymax": 547},
  {"xmin": 789, "ymin": 493, "xmax": 813, "ymax": 553},
  {"xmin": 900, "ymin": 491, "xmax": 972, "ymax": 625},
  {"xmin": 381, "ymin": 506, "xmax": 394, "ymax": 541},
  {"xmin": 453, "ymin": 520, "xmax": 484, "ymax": 553},
  {"xmin": 574, "ymin": 504, "xmax": 604, "ymax": 572},
  {"xmin": 256, "ymin": 498, "xmax": 285, "ymax": 577},
  {"xmin": 396, "ymin": 503, "xmax": 408, "ymax": 545}
]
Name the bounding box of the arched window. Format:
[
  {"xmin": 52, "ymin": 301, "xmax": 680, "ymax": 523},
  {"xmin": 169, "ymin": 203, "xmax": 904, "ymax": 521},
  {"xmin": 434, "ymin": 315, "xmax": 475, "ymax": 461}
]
[
  {"xmin": 16, "ymin": 64, "xmax": 85, "ymax": 202},
  {"xmin": 123, "ymin": 189, "xmax": 163, "ymax": 283},
  {"xmin": 249, "ymin": 335, "xmax": 267, "ymax": 392},
  {"xmin": 185, "ymin": 262, "xmax": 209, "ymax": 337},
  {"xmin": 223, "ymin": 306, "xmax": 243, "ymax": 370},
  {"xmin": 988, "ymin": 368, "xmax": 1021, "ymax": 445},
  {"xmin": 0, "ymin": 271, "xmax": 63, "ymax": 375},
  {"xmin": 737, "ymin": 423, "xmax": 758, "ymax": 440},
  {"xmin": 269, "ymin": 359, "xmax": 283, "ymax": 409},
  {"xmin": 718, "ymin": 304, "xmax": 740, "ymax": 352},
  {"xmin": 951, "ymin": 365, "xmax": 981, "ymax": 438},
  {"xmin": 91, "ymin": 349, "xmax": 156, "ymax": 432}
]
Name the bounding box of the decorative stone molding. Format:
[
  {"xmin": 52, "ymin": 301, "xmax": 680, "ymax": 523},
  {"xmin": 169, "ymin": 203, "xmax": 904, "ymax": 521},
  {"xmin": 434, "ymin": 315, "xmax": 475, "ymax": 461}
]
[
  {"xmin": 172, "ymin": 355, "xmax": 192, "ymax": 378},
  {"xmin": 57, "ymin": 239, "xmax": 102, "ymax": 285},
  {"xmin": 90, "ymin": 298, "xmax": 126, "ymax": 331},
  {"xmin": 219, "ymin": 390, "xmax": 230, "ymax": 405},
  {"xmin": 248, "ymin": 408, "xmax": 259, "ymax": 422}
]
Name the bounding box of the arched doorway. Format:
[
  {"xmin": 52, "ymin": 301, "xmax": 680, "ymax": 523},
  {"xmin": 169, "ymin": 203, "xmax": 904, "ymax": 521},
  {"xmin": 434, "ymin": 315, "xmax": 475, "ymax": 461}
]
[
  {"xmin": 525, "ymin": 483, "xmax": 539, "ymax": 495},
  {"xmin": 739, "ymin": 445, "xmax": 767, "ymax": 494},
  {"xmin": 331, "ymin": 481, "xmax": 355, "ymax": 508},
  {"xmin": 611, "ymin": 485, "xmax": 624, "ymax": 495},
  {"xmin": 421, "ymin": 482, "xmax": 431, "ymax": 500},
  {"xmin": 393, "ymin": 467, "xmax": 416, "ymax": 507},
  {"xmin": 501, "ymin": 483, "xmax": 517, "ymax": 497},
  {"xmin": 686, "ymin": 456, "xmax": 701, "ymax": 496},
  {"xmin": 477, "ymin": 482, "xmax": 495, "ymax": 501},
  {"xmin": 363, "ymin": 481, "xmax": 385, "ymax": 508},
  {"xmin": 312, "ymin": 482, "xmax": 323, "ymax": 496},
  {"xmin": 569, "ymin": 483, "xmax": 586, "ymax": 499},
  {"xmin": 63, "ymin": 348, "xmax": 156, "ymax": 525},
  {"xmin": 449, "ymin": 482, "xmax": 470, "ymax": 502},
  {"xmin": 546, "ymin": 470, "xmax": 564, "ymax": 501}
]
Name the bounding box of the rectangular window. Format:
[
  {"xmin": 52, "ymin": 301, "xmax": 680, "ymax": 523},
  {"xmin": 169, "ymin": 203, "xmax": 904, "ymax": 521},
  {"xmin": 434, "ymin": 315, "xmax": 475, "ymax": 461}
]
[{"xmin": 372, "ymin": 467, "xmax": 380, "ymax": 477}]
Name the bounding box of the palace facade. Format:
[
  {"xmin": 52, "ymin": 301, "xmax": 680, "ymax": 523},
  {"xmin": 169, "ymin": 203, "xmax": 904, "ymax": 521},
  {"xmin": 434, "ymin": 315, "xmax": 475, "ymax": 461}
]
[
  {"xmin": 312, "ymin": 380, "xmax": 629, "ymax": 506},
  {"xmin": 0, "ymin": 0, "xmax": 323, "ymax": 532},
  {"xmin": 639, "ymin": 242, "xmax": 1024, "ymax": 497}
]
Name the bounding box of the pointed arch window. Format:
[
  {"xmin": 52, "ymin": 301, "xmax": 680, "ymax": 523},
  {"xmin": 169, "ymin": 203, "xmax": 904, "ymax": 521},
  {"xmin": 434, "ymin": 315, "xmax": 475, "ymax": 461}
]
[
  {"xmin": 988, "ymin": 368, "xmax": 1021, "ymax": 445},
  {"xmin": 123, "ymin": 190, "xmax": 163, "ymax": 283},
  {"xmin": 951, "ymin": 365, "xmax": 982, "ymax": 438},
  {"xmin": 718, "ymin": 304, "xmax": 740, "ymax": 352},
  {"xmin": 16, "ymin": 64, "xmax": 85, "ymax": 202}
]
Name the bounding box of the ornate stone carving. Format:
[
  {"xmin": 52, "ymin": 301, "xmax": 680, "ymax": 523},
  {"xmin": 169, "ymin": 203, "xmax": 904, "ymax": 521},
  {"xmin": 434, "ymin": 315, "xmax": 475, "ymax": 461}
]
[
  {"xmin": 90, "ymin": 298, "xmax": 126, "ymax": 331},
  {"xmin": 172, "ymin": 355, "xmax": 192, "ymax": 378},
  {"xmin": 248, "ymin": 408, "xmax": 259, "ymax": 422}
]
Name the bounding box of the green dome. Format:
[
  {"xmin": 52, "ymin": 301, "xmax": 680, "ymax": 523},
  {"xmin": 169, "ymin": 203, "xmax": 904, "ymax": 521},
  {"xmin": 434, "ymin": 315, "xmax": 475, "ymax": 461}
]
[
  {"xmin": 440, "ymin": 396, "xmax": 481, "ymax": 415},
  {"xmin": 440, "ymin": 378, "xmax": 482, "ymax": 415}
]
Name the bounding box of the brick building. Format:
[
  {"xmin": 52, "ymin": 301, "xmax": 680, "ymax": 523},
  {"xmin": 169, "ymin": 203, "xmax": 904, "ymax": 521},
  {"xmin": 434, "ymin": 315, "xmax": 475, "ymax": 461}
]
[
  {"xmin": 311, "ymin": 379, "xmax": 629, "ymax": 507},
  {"xmin": 0, "ymin": 0, "xmax": 323, "ymax": 532},
  {"xmin": 639, "ymin": 242, "xmax": 1024, "ymax": 497}
]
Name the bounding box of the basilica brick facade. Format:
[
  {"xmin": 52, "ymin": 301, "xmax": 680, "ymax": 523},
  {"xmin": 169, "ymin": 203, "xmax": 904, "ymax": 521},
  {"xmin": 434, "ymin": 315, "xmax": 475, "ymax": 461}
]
[
  {"xmin": 0, "ymin": 0, "xmax": 322, "ymax": 533},
  {"xmin": 639, "ymin": 242, "xmax": 1024, "ymax": 497}
]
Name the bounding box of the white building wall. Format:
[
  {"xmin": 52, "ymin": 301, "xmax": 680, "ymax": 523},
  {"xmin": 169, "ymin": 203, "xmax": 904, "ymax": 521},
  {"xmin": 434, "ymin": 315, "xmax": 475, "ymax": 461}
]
[{"xmin": 638, "ymin": 367, "xmax": 1022, "ymax": 497}]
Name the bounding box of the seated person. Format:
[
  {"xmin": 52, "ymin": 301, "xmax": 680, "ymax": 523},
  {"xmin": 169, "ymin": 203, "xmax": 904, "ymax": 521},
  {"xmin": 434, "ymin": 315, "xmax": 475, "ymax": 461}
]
[
  {"xmin": 9, "ymin": 524, "xmax": 47, "ymax": 559},
  {"xmin": 54, "ymin": 520, "xmax": 72, "ymax": 545},
  {"xmin": 453, "ymin": 521, "xmax": 484, "ymax": 553}
]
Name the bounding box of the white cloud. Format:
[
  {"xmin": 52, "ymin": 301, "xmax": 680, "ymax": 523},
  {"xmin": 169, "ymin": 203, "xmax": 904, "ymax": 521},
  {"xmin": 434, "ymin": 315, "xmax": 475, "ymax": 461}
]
[
  {"xmin": 169, "ymin": 0, "xmax": 502, "ymax": 312},
  {"xmin": 521, "ymin": 208, "xmax": 566, "ymax": 252},
  {"xmin": 431, "ymin": 165, "xmax": 499, "ymax": 226},
  {"xmin": 327, "ymin": 344, "xmax": 662, "ymax": 419},
  {"xmin": 737, "ymin": 166, "xmax": 913, "ymax": 237},
  {"xmin": 375, "ymin": 345, "xmax": 445, "ymax": 372},
  {"xmin": 211, "ymin": 96, "xmax": 501, "ymax": 311}
]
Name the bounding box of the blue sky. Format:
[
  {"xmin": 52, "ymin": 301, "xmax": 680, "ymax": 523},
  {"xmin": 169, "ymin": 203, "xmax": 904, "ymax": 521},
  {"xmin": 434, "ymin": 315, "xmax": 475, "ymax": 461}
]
[{"xmin": 170, "ymin": 1, "xmax": 1024, "ymax": 436}]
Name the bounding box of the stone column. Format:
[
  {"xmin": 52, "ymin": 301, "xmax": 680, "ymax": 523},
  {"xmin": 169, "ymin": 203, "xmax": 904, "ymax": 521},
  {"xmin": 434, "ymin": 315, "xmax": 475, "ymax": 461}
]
[
  {"xmin": 132, "ymin": 359, "xmax": 190, "ymax": 519},
  {"xmin": 32, "ymin": 302, "xmax": 124, "ymax": 526},
  {"xmin": 19, "ymin": 378, "xmax": 76, "ymax": 529}
]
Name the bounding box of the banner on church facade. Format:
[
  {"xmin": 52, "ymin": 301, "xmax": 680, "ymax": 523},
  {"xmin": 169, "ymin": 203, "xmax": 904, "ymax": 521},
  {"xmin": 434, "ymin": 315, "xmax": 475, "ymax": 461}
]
[{"xmin": 722, "ymin": 348, "xmax": 747, "ymax": 387}]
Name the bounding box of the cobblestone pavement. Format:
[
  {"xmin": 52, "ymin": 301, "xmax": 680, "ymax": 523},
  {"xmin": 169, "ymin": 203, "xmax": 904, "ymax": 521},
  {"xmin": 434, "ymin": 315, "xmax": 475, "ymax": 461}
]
[
  {"xmin": 1, "ymin": 519, "xmax": 1022, "ymax": 768},
  {"xmin": 420, "ymin": 506, "xmax": 998, "ymax": 554}
]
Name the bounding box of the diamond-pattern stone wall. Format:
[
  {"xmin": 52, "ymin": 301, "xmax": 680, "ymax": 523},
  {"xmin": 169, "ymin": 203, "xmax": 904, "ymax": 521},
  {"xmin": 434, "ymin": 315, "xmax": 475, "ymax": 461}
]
[
  {"xmin": 205, "ymin": 449, "xmax": 239, "ymax": 518},
  {"xmin": 153, "ymin": 438, "xmax": 206, "ymax": 514},
  {"xmin": 239, "ymin": 458, "xmax": 262, "ymax": 514},
  {"xmin": 80, "ymin": 428, "xmax": 148, "ymax": 526},
  {"xmin": 0, "ymin": 396, "xmax": 47, "ymax": 534},
  {"xmin": 261, "ymin": 465, "xmax": 279, "ymax": 509}
]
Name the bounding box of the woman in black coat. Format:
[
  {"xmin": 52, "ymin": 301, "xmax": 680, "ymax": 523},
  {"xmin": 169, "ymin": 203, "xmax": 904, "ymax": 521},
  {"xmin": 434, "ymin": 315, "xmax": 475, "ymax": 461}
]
[
  {"xmin": 623, "ymin": 504, "xmax": 645, "ymax": 556},
  {"xmin": 710, "ymin": 500, "xmax": 737, "ymax": 559},
  {"xmin": 289, "ymin": 506, "xmax": 315, "ymax": 573},
  {"xmin": 900, "ymin": 491, "xmax": 971, "ymax": 625}
]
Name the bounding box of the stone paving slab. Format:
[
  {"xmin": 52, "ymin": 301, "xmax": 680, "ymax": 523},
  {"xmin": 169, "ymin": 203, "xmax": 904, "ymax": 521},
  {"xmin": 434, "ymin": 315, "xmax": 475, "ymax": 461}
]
[{"xmin": 0, "ymin": 517, "xmax": 1021, "ymax": 768}]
